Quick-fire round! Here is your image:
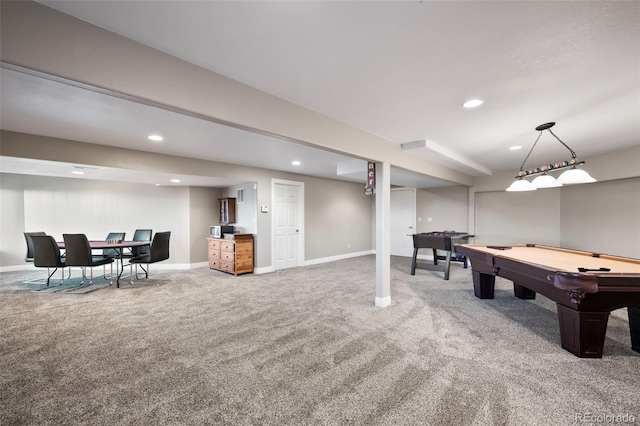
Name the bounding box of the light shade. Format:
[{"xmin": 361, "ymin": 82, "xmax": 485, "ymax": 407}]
[
  {"xmin": 557, "ymin": 167, "xmax": 596, "ymax": 184},
  {"xmin": 531, "ymin": 173, "xmax": 562, "ymax": 188},
  {"xmin": 506, "ymin": 178, "xmax": 537, "ymax": 192}
]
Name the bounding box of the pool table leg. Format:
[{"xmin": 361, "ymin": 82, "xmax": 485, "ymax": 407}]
[
  {"xmin": 432, "ymin": 249, "xmax": 438, "ymax": 266},
  {"xmin": 472, "ymin": 270, "xmax": 495, "ymax": 299},
  {"xmin": 513, "ymin": 283, "xmax": 536, "ymax": 300},
  {"xmin": 556, "ymin": 304, "xmax": 609, "ymax": 358},
  {"xmin": 410, "ymin": 248, "xmax": 418, "ymax": 275},
  {"xmin": 629, "ymin": 307, "xmax": 640, "ymax": 353}
]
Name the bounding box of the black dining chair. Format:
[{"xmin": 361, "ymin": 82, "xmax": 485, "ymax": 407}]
[
  {"xmin": 63, "ymin": 233, "xmax": 114, "ymax": 285},
  {"xmin": 129, "ymin": 231, "xmax": 170, "ymax": 284},
  {"xmin": 99, "ymin": 232, "xmax": 126, "ymax": 278},
  {"xmin": 123, "ymin": 229, "xmax": 152, "ymax": 259},
  {"xmin": 100, "ymin": 232, "xmax": 126, "ymax": 259},
  {"xmin": 24, "ymin": 232, "xmax": 47, "ymax": 263},
  {"xmin": 31, "ymin": 235, "xmax": 66, "ymax": 286}
]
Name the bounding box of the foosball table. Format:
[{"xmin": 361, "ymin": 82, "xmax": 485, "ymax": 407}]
[{"xmin": 410, "ymin": 231, "xmax": 474, "ymax": 280}]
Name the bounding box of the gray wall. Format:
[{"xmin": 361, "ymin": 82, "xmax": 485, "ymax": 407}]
[
  {"xmin": 416, "ymin": 186, "xmax": 468, "ymax": 233},
  {"xmin": 475, "ymin": 189, "xmax": 562, "ymax": 246},
  {"xmin": 305, "ymin": 177, "xmax": 374, "ymax": 260},
  {"xmin": 223, "ymin": 182, "xmax": 258, "ymax": 235},
  {"xmin": 189, "ymin": 186, "xmax": 222, "ymax": 264},
  {"xmin": 560, "ymin": 178, "xmax": 640, "ymax": 257}
]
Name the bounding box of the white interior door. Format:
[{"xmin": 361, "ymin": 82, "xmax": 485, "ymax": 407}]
[
  {"xmin": 390, "ymin": 188, "xmax": 416, "ymax": 257},
  {"xmin": 274, "ymin": 181, "xmax": 302, "ymax": 270}
]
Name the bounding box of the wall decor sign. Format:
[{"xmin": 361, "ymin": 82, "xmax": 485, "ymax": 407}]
[
  {"xmin": 365, "ymin": 161, "xmax": 376, "ymax": 195},
  {"xmin": 367, "ymin": 162, "xmax": 376, "ymax": 188}
]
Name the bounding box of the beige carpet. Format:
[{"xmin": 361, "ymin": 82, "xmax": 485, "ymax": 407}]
[{"xmin": 1, "ymin": 256, "xmax": 638, "ymax": 425}]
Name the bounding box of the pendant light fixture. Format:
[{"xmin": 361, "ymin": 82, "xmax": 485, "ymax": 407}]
[{"xmin": 506, "ymin": 122, "xmax": 596, "ymax": 192}]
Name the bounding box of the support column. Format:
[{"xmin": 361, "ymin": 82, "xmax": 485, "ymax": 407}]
[{"xmin": 375, "ymin": 161, "xmax": 391, "ymax": 307}]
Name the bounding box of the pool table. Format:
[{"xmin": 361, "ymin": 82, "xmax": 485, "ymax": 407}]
[{"xmin": 454, "ymin": 244, "xmax": 640, "ymax": 358}]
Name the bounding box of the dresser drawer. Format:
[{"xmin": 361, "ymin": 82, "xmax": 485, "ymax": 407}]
[
  {"xmin": 219, "ymin": 260, "xmax": 235, "ymax": 273},
  {"xmin": 209, "ymin": 258, "xmax": 220, "ymax": 269},
  {"xmin": 208, "ymin": 239, "xmax": 221, "ymax": 250},
  {"xmin": 220, "ymin": 241, "xmax": 235, "ymax": 252},
  {"xmin": 221, "ymin": 251, "xmax": 235, "ymax": 262}
]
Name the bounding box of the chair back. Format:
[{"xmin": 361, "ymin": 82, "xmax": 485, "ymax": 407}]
[
  {"xmin": 149, "ymin": 231, "xmax": 171, "ymax": 263},
  {"xmin": 32, "ymin": 235, "xmax": 64, "ymax": 268},
  {"xmin": 63, "ymin": 234, "xmax": 93, "ymax": 266},
  {"xmin": 24, "ymin": 232, "xmax": 47, "ymax": 262},
  {"xmin": 103, "ymin": 232, "xmax": 126, "ymax": 257},
  {"xmin": 133, "ymin": 229, "xmax": 152, "ymax": 255}
]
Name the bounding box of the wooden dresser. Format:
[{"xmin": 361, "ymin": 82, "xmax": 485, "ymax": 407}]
[{"xmin": 208, "ymin": 234, "xmax": 254, "ymax": 276}]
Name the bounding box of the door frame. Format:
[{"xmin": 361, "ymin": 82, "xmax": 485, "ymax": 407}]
[{"xmin": 271, "ymin": 179, "xmax": 305, "ymax": 270}]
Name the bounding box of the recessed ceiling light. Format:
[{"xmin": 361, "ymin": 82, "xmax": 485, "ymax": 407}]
[
  {"xmin": 463, "ymin": 99, "xmax": 483, "ymax": 108},
  {"xmin": 148, "ymin": 134, "xmax": 163, "ymax": 142},
  {"xmin": 170, "ymin": 179, "xmax": 180, "ymax": 183},
  {"xmin": 71, "ymin": 171, "xmax": 84, "ymax": 175},
  {"xmin": 291, "ymin": 161, "xmax": 301, "ymax": 166},
  {"xmin": 509, "ymin": 146, "xmax": 523, "ymax": 151}
]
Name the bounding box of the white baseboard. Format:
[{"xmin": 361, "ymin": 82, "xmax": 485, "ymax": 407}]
[
  {"xmin": 187, "ymin": 262, "xmax": 209, "ymax": 269},
  {"xmin": 0, "ymin": 264, "xmax": 39, "ymax": 273},
  {"xmin": 253, "ymin": 251, "xmax": 372, "ymax": 275},
  {"xmin": 254, "ymin": 266, "xmax": 275, "ymax": 274},
  {"xmin": 303, "ymin": 250, "xmax": 374, "ymax": 267}
]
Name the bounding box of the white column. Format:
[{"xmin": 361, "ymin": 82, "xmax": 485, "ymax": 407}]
[
  {"xmin": 468, "ymin": 186, "xmax": 476, "ymax": 236},
  {"xmin": 375, "ymin": 161, "xmax": 391, "ymax": 307}
]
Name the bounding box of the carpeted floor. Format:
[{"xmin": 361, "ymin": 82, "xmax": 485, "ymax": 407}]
[{"xmin": 1, "ymin": 256, "xmax": 638, "ymax": 425}]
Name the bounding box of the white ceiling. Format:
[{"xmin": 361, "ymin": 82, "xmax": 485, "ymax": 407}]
[{"xmin": 1, "ymin": 1, "xmax": 639, "ymax": 187}]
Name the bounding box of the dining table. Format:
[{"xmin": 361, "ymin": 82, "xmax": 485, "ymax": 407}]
[{"xmin": 57, "ymin": 240, "xmax": 150, "ymax": 288}]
